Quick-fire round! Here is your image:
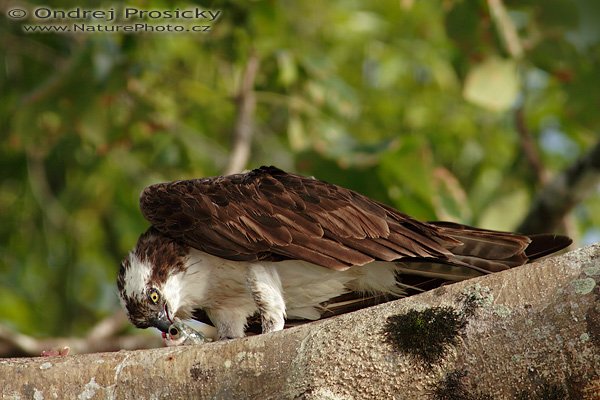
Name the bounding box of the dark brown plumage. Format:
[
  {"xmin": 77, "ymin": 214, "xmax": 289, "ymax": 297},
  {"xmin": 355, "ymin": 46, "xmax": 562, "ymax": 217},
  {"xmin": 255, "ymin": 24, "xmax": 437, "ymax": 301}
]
[
  {"xmin": 139, "ymin": 166, "xmax": 571, "ymax": 276},
  {"xmin": 119, "ymin": 166, "xmax": 573, "ymax": 338}
]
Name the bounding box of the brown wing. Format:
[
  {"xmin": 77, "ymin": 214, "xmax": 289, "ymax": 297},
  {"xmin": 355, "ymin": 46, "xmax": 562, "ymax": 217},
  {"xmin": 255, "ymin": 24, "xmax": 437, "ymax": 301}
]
[
  {"xmin": 139, "ymin": 166, "xmax": 460, "ymax": 270},
  {"xmin": 140, "ymin": 166, "xmax": 572, "ymax": 272}
]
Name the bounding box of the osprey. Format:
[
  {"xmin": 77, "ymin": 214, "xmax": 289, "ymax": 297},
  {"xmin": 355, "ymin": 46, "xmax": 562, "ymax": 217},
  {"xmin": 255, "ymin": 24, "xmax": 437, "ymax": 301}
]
[{"xmin": 117, "ymin": 166, "xmax": 571, "ymax": 339}]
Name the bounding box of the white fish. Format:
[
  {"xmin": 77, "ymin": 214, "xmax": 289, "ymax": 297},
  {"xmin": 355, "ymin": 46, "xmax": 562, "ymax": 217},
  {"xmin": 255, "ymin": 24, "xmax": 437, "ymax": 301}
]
[{"xmin": 163, "ymin": 321, "xmax": 212, "ymax": 346}]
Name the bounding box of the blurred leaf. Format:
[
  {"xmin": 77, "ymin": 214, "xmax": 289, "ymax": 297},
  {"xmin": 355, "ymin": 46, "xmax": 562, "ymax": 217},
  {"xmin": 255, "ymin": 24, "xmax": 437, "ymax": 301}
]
[
  {"xmin": 479, "ymin": 189, "xmax": 530, "ymax": 231},
  {"xmin": 538, "ymin": 0, "xmax": 579, "ymax": 29},
  {"xmin": 379, "ymin": 138, "xmax": 437, "ymax": 219},
  {"xmin": 277, "ymin": 51, "xmax": 298, "ymax": 87},
  {"xmin": 288, "ymin": 115, "xmax": 307, "ymax": 151},
  {"xmin": 432, "ymin": 167, "xmax": 471, "ymax": 222},
  {"xmin": 463, "ymin": 57, "xmax": 520, "ymax": 112}
]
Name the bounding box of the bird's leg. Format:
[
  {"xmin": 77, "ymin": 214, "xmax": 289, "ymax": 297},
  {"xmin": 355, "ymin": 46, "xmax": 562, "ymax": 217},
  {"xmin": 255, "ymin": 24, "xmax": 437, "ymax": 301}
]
[
  {"xmin": 246, "ymin": 264, "xmax": 286, "ymax": 334},
  {"xmin": 206, "ymin": 309, "xmax": 247, "ymax": 340}
]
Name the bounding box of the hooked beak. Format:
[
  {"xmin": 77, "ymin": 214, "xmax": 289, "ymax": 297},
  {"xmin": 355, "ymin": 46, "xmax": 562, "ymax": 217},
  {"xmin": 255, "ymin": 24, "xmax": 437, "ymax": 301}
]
[{"xmin": 151, "ymin": 305, "xmax": 172, "ymax": 333}]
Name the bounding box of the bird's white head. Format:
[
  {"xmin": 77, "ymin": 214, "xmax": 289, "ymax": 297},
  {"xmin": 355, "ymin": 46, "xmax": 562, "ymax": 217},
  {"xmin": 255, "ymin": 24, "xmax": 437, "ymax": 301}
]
[{"xmin": 117, "ymin": 228, "xmax": 190, "ymax": 332}]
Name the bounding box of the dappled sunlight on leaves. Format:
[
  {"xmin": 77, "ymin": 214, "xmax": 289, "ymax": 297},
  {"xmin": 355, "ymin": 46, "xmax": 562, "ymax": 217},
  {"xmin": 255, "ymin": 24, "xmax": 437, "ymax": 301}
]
[{"xmin": 0, "ymin": 0, "xmax": 597, "ymax": 340}]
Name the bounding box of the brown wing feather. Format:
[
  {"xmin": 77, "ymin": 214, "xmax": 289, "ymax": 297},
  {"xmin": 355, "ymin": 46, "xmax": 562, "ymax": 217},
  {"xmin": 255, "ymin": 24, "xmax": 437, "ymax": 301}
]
[
  {"xmin": 139, "ymin": 166, "xmax": 456, "ymax": 270},
  {"xmin": 140, "ymin": 166, "xmax": 571, "ymax": 272}
]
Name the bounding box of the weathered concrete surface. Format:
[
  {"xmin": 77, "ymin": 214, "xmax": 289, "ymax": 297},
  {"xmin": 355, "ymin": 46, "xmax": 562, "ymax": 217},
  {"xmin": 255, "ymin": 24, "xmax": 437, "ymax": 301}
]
[{"xmin": 1, "ymin": 244, "xmax": 599, "ymax": 399}]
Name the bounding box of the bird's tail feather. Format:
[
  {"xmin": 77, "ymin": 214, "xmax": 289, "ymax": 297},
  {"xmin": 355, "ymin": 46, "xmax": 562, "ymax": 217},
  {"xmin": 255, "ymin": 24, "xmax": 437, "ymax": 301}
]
[
  {"xmin": 288, "ymin": 226, "xmax": 572, "ymax": 325},
  {"xmin": 396, "ymin": 221, "xmax": 573, "ymax": 280},
  {"xmin": 395, "ymin": 261, "xmax": 485, "ymax": 281},
  {"xmin": 524, "ymin": 233, "xmax": 573, "ymax": 260}
]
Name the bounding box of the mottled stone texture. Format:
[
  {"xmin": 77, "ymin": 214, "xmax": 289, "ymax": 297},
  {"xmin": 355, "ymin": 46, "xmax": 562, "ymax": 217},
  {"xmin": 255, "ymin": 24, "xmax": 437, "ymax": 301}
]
[{"xmin": 1, "ymin": 244, "xmax": 599, "ymax": 399}]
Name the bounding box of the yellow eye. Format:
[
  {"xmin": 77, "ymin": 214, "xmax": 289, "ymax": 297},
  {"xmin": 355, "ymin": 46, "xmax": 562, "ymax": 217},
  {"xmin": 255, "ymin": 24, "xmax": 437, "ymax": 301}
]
[{"xmin": 148, "ymin": 289, "xmax": 160, "ymax": 304}]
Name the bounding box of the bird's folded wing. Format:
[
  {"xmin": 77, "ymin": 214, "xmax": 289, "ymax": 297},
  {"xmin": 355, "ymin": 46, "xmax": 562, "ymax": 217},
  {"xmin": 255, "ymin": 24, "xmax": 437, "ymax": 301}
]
[{"xmin": 139, "ymin": 166, "xmax": 457, "ymax": 270}]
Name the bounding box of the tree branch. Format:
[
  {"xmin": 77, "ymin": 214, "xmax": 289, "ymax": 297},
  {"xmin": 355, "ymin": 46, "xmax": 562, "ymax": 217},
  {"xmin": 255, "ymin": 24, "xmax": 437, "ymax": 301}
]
[
  {"xmin": 25, "ymin": 149, "xmax": 69, "ymax": 230},
  {"xmin": 514, "ymin": 107, "xmax": 548, "ymax": 185},
  {"xmin": 518, "ymin": 139, "xmax": 600, "ymax": 234},
  {"xmin": 224, "ymin": 53, "xmax": 260, "ymax": 175},
  {"xmin": 0, "ymin": 245, "xmax": 598, "ymax": 398},
  {"xmin": 487, "ymin": 0, "xmax": 523, "ymax": 59},
  {"xmin": 0, "ymin": 311, "xmax": 161, "ymax": 358},
  {"xmin": 18, "ymin": 40, "xmax": 87, "ymax": 107}
]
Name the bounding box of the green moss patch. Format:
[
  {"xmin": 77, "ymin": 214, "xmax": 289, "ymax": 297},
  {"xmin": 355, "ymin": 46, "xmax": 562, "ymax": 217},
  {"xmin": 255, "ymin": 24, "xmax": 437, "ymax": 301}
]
[
  {"xmin": 432, "ymin": 371, "xmax": 492, "ymax": 400},
  {"xmin": 382, "ymin": 306, "xmax": 467, "ymax": 367}
]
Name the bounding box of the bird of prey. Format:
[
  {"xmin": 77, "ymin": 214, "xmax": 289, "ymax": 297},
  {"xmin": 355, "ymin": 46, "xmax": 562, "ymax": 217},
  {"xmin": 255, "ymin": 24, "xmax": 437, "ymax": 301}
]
[{"xmin": 117, "ymin": 166, "xmax": 571, "ymax": 339}]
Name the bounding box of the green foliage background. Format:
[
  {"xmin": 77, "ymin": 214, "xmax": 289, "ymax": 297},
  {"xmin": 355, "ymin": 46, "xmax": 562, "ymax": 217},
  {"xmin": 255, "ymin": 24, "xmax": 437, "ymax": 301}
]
[{"xmin": 1, "ymin": 0, "xmax": 599, "ymax": 337}]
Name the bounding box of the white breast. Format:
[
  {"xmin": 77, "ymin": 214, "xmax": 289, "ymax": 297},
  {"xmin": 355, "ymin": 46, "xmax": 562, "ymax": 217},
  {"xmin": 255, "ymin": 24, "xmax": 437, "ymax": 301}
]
[{"xmin": 174, "ymin": 249, "xmax": 401, "ymax": 322}]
